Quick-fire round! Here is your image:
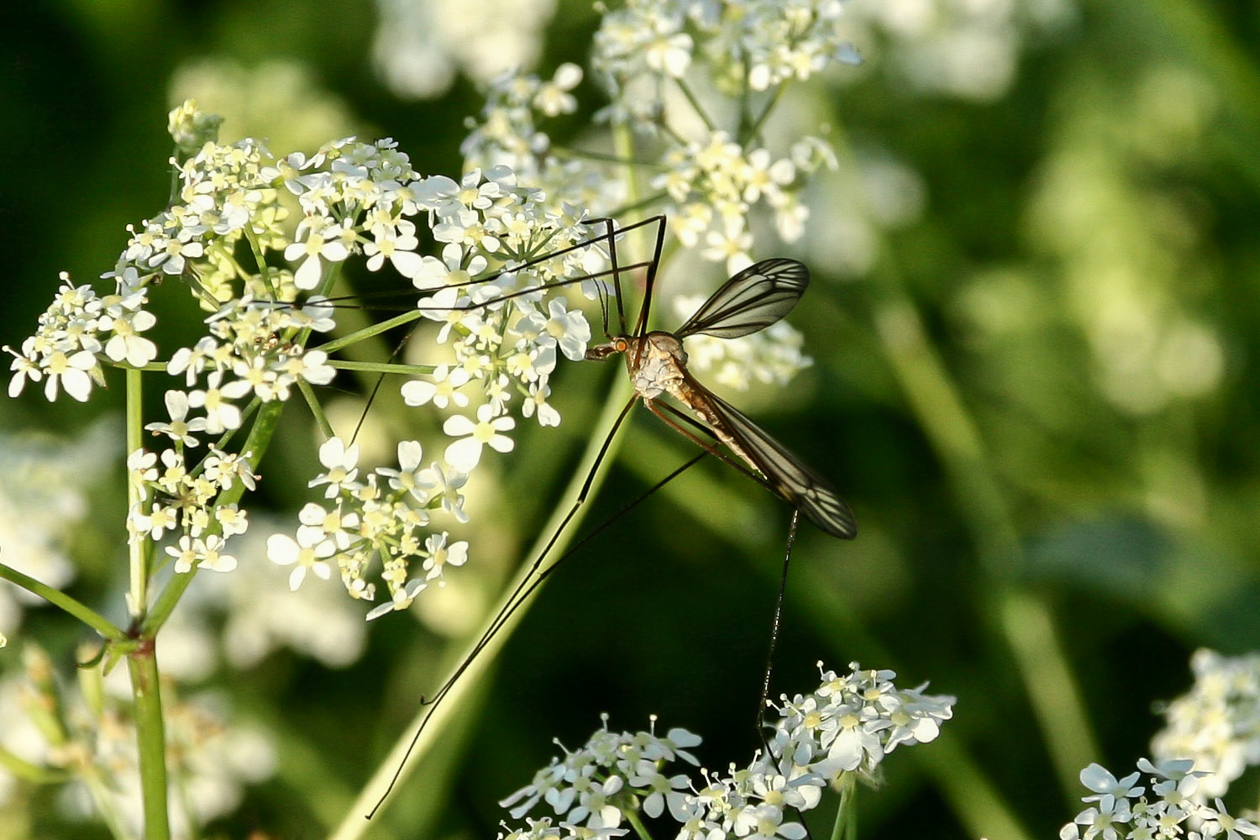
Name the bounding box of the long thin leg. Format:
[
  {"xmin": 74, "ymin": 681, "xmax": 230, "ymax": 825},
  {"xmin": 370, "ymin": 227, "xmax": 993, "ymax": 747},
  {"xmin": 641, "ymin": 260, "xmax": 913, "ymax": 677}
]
[
  {"xmin": 344, "ymin": 216, "xmax": 665, "ymax": 436},
  {"xmin": 316, "ymin": 215, "xmax": 668, "ymax": 313},
  {"xmin": 367, "ymin": 398, "xmax": 713, "ymax": 816},
  {"xmin": 760, "ymin": 509, "xmax": 798, "ymax": 727},
  {"xmin": 631, "ymin": 213, "xmax": 669, "ymax": 337}
]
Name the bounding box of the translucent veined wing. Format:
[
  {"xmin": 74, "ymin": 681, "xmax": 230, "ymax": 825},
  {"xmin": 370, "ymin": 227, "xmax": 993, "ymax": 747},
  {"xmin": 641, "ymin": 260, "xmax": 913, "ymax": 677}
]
[
  {"xmin": 700, "ymin": 385, "xmax": 856, "ymax": 539},
  {"xmin": 674, "ymin": 259, "xmax": 810, "ymax": 340}
]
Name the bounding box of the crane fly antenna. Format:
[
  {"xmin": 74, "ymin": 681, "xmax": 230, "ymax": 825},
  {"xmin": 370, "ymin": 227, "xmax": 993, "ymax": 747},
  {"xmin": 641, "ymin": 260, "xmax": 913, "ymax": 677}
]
[{"xmin": 312, "ymin": 215, "xmax": 666, "ymax": 445}]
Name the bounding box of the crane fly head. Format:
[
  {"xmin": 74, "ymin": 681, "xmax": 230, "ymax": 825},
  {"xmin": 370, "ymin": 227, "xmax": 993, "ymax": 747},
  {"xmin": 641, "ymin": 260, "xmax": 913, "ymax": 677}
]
[{"xmin": 584, "ymin": 335, "xmax": 633, "ymax": 361}]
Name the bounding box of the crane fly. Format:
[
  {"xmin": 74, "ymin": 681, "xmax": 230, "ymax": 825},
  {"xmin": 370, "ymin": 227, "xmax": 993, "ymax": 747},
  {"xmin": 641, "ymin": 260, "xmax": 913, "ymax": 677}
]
[
  {"xmin": 362, "ymin": 215, "xmax": 855, "ymax": 817},
  {"xmin": 585, "ymin": 254, "xmax": 856, "ymax": 539}
]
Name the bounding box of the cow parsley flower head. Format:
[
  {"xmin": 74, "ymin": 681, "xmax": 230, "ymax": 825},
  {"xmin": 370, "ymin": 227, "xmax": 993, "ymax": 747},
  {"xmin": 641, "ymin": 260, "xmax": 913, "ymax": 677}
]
[
  {"xmin": 10, "ymin": 101, "xmax": 622, "ymax": 620},
  {"xmin": 1151, "ymin": 649, "xmax": 1260, "ymax": 802},
  {"xmin": 464, "ymin": 1, "xmax": 863, "ymax": 274},
  {"xmin": 765, "ymin": 662, "xmax": 954, "ymax": 786},
  {"xmin": 498, "ymin": 663, "xmax": 953, "ymax": 838},
  {"xmin": 1061, "ymin": 758, "xmax": 1259, "ymax": 840}
]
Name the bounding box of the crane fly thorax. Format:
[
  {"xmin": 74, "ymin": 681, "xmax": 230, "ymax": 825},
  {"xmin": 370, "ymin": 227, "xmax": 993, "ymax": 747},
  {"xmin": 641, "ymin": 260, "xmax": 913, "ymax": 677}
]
[
  {"xmin": 625, "ymin": 331, "xmax": 688, "ymax": 399},
  {"xmin": 585, "ymin": 332, "xmax": 689, "ymax": 400}
]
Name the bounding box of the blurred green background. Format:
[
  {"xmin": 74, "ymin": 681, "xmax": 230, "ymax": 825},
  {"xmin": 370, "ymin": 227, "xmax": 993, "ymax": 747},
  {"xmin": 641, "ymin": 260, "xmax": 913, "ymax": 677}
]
[{"xmin": 3, "ymin": 0, "xmax": 1260, "ymax": 838}]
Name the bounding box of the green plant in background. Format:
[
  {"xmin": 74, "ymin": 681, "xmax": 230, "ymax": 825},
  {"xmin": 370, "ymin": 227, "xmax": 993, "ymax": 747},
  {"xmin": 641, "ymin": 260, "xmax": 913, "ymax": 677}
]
[
  {"xmin": 1, "ymin": 2, "xmax": 893, "ymax": 837},
  {"xmin": 2, "ymin": 0, "xmax": 1259, "ymax": 838}
]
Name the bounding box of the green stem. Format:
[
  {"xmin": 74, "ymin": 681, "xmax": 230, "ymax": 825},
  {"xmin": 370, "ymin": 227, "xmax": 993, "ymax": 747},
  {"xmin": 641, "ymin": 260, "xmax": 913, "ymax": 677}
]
[
  {"xmin": 126, "ymin": 368, "xmax": 148, "ymax": 619},
  {"xmin": 298, "ymin": 378, "xmax": 335, "ymax": 440},
  {"xmin": 318, "ymin": 308, "xmax": 423, "ymax": 355},
  {"xmin": 128, "ymin": 639, "xmax": 170, "ymax": 840},
  {"xmin": 0, "ymin": 563, "xmax": 124, "ymax": 642},
  {"xmin": 831, "ymin": 772, "xmax": 857, "ymax": 840},
  {"xmin": 674, "ymin": 78, "xmax": 717, "ymax": 133},
  {"xmin": 742, "ymin": 80, "xmax": 789, "ymax": 148},
  {"xmin": 327, "ymin": 360, "xmax": 438, "ymax": 376},
  {"xmin": 625, "ymin": 807, "xmax": 654, "ymax": 840}
]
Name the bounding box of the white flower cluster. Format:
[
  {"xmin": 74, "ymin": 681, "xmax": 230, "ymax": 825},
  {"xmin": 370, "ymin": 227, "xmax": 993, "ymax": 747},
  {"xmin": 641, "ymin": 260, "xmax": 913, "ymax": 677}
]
[
  {"xmin": 267, "ymin": 437, "xmax": 471, "ymax": 618},
  {"xmin": 8, "ymin": 101, "xmax": 617, "ymax": 614},
  {"xmin": 1061, "ymin": 759, "xmax": 1259, "ymax": 840},
  {"xmin": 399, "ymin": 167, "xmax": 604, "ymax": 441},
  {"xmin": 593, "ymin": 0, "xmax": 861, "ymax": 99},
  {"xmin": 127, "ymin": 444, "xmax": 258, "ymax": 575},
  {"xmin": 765, "ymin": 661, "xmax": 953, "ymax": 785},
  {"xmin": 10, "ymin": 104, "xmax": 606, "ymax": 427},
  {"xmin": 4, "ymin": 279, "xmax": 155, "ymax": 402},
  {"xmin": 673, "ymin": 295, "xmax": 813, "ymax": 391},
  {"xmin": 0, "ymin": 647, "xmax": 275, "ymax": 834},
  {"xmin": 496, "ymin": 662, "xmax": 954, "ymax": 840},
  {"xmin": 463, "ymin": 0, "xmax": 860, "ymax": 277},
  {"xmin": 1152, "ymin": 649, "xmax": 1260, "ymax": 802},
  {"xmin": 461, "ymin": 63, "xmax": 625, "ymax": 218}
]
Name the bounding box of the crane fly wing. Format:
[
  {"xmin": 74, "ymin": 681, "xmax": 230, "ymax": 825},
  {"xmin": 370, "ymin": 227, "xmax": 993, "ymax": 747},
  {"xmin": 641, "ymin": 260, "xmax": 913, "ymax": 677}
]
[
  {"xmin": 675, "ymin": 259, "xmax": 810, "ymax": 340},
  {"xmin": 704, "ymin": 389, "xmax": 856, "ymax": 539}
]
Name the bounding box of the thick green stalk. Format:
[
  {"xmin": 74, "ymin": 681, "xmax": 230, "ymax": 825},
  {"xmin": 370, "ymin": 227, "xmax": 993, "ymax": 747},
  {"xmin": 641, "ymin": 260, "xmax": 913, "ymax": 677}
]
[
  {"xmin": 122, "ymin": 363, "xmax": 172, "ymax": 839},
  {"xmin": 830, "ymin": 772, "xmax": 857, "ymax": 840},
  {"xmin": 128, "ymin": 639, "xmax": 170, "ymax": 840}
]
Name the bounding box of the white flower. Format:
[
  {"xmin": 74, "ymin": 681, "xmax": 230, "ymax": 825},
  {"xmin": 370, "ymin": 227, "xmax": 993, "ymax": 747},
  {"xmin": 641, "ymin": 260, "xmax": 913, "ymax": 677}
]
[
  {"xmin": 364, "ymin": 228, "xmax": 423, "ymax": 277},
  {"xmin": 420, "ymin": 532, "xmax": 469, "ymax": 583},
  {"xmin": 443, "ymin": 404, "xmax": 515, "ymax": 470},
  {"xmin": 284, "ymin": 219, "xmax": 351, "ymax": 290},
  {"xmin": 522, "ymin": 383, "xmax": 561, "ymax": 427},
  {"xmin": 308, "ymin": 437, "xmax": 361, "ymax": 498},
  {"xmin": 101, "ymin": 305, "xmax": 158, "ymax": 367},
  {"xmin": 41, "ymin": 349, "xmax": 99, "ymax": 402},
  {"xmin": 401, "ymin": 365, "xmax": 471, "ymax": 409},
  {"xmin": 145, "ymin": 389, "xmax": 203, "ymax": 446},
  {"xmin": 267, "ymin": 531, "xmax": 334, "ymax": 591},
  {"xmin": 732, "ymin": 803, "xmax": 807, "ymax": 840},
  {"xmin": 375, "ymin": 440, "xmax": 436, "ymax": 502},
  {"xmin": 167, "ymin": 534, "xmax": 237, "ymax": 574},
  {"xmin": 187, "ymin": 372, "xmax": 249, "ymax": 434},
  {"xmin": 1080, "ymin": 763, "xmax": 1143, "ymax": 804}
]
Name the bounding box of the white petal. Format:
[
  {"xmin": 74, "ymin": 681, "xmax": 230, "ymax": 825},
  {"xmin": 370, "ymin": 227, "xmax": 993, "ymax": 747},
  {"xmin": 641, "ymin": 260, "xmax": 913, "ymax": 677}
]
[
  {"xmin": 444, "ymin": 437, "xmax": 483, "ymax": 471},
  {"xmin": 443, "ymin": 414, "xmax": 477, "ymax": 437}
]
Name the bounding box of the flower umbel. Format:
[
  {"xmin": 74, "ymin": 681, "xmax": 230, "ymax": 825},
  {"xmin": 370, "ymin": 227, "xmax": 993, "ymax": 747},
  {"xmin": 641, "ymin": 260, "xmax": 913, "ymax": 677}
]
[
  {"xmin": 1152, "ymin": 649, "xmax": 1260, "ymax": 803},
  {"xmin": 1060, "ymin": 758, "xmax": 1260, "ymax": 840},
  {"xmin": 497, "ymin": 663, "xmax": 954, "ymax": 838}
]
